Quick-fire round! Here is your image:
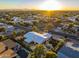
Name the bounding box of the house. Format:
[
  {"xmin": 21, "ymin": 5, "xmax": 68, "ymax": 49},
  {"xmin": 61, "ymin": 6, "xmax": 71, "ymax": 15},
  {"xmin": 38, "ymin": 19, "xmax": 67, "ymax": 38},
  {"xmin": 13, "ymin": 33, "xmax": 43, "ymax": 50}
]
[
  {"xmin": 24, "ymin": 20, "xmax": 38, "ymax": 24},
  {"xmin": 0, "ymin": 49, "xmax": 17, "ymax": 58},
  {"xmin": 0, "ymin": 42, "xmax": 17, "ymax": 58},
  {"xmin": 0, "ymin": 23, "xmax": 14, "ymax": 32},
  {"xmin": 54, "ymin": 27, "xmax": 62, "ymax": 32},
  {"xmin": 6, "ymin": 25, "xmax": 15, "ymax": 32},
  {"xmin": 12, "ymin": 16, "xmax": 23, "ymax": 22},
  {"xmin": 69, "ymin": 25, "xmax": 79, "ymax": 36},
  {"xmin": 72, "ymin": 25, "xmax": 79, "ymax": 32},
  {"xmin": 2, "ymin": 39, "xmax": 23, "ymax": 54},
  {"xmin": 43, "ymin": 33, "xmax": 52, "ymax": 39},
  {"xmin": 0, "ymin": 23, "xmax": 5, "ymax": 26},
  {"xmin": 52, "ymin": 34, "xmax": 64, "ymax": 41},
  {"xmin": 58, "ymin": 41, "xmax": 79, "ymax": 58},
  {"xmin": 67, "ymin": 16, "xmax": 76, "ymax": 22},
  {"xmin": 15, "ymin": 36, "xmax": 24, "ymax": 41},
  {"xmin": 24, "ymin": 32, "xmax": 52, "ymax": 44},
  {"xmin": 0, "ymin": 43, "xmax": 6, "ymax": 53},
  {"xmin": 2, "ymin": 39, "xmax": 17, "ymax": 49}
]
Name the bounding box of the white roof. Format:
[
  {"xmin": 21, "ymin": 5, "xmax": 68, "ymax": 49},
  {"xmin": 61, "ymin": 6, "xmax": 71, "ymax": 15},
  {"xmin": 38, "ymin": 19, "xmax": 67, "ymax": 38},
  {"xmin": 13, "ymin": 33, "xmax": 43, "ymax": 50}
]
[
  {"xmin": 43, "ymin": 33, "xmax": 52, "ymax": 38},
  {"xmin": 7, "ymin": 25, "xmax": 14, "ymax": 28},
  {"xmin": 0, "ymin": 23, "xmax": 5, "ymax": 26},
  {"xmin": 67, "ymin": 16, "xmax": 76, "ymax": 22},
  {"xmin": 32, "ymin": 32, "xmax": 47, "ymax": 38}
]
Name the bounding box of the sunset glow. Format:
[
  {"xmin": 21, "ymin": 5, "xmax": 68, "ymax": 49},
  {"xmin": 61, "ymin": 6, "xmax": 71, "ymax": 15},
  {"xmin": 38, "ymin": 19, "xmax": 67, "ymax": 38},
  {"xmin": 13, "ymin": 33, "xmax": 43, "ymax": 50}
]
[{"xmin": 39, "ymin": 0, "xmax": 63, "ymax": 10}]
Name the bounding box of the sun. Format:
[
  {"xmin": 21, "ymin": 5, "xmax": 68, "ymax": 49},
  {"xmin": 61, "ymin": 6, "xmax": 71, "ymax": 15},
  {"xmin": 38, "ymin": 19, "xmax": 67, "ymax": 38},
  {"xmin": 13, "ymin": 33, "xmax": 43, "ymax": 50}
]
[{"xmin": 39, "ymin": 0, "xmax": 62, "ymax": 10}]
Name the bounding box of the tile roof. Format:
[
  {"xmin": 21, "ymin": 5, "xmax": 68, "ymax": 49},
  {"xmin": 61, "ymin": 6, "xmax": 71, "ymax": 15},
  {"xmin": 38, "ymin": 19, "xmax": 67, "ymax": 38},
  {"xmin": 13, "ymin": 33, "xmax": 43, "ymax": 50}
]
[
  {"xmin": 0, "ymin": 49, "xmax": 17, "ymax": 58},
  {"xmin": 0, "ymin": 43, "xmax": 6, "ymax": 53},
  {"xmin": 2, "ymin": 39, "xmax": 17, "ymax": 49}
]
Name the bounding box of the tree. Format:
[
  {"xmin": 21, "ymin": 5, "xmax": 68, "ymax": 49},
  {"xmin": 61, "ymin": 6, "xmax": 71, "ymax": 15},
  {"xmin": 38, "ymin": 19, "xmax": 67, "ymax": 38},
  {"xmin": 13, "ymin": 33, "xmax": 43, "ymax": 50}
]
[
  {"xmin": 12, "ymin": 31, "xmax": 17, "ymax": 37},
  {"xmin": 0, "ymin": 35, "xmax": 8, "ymax": 41},
  {"xmin": 18, "ymin": 21, "xmax": 24, "ymax": 26},
  {"xmin": 31, "ymin": 44, "xmax": 45, "ymax": 58},
  {"xmin": 53, "ymin": 18, "xmax": 62, "ymax": 27},
  {"xmin": 55, "ymin": 19, "xmax": 62, "ymax": 24},
  {"xmin": 68, "ymin": 23, "xmax": 74, "ymax": 28},
  {"xmin": 45, "ymin": 23, "xmax": 53, "ymax": 32},
  {"xmin": 45, "ymin": 51, "xmax": 57, "ymax": 58},
  {"xmin": 63, "ymin": 14, "xmax": 69, "ymax": 17},
  {"xmin": 0, "ymin": 27, "xmax": 5, "ymax": 32},
  {"xmin": 32, "ymin": 26, "xmax": 39, "ymax": 32},
  {"xmin": 26, "ymin": 22, "xmax": 33, "ymax": 26},
  {"xmin": 17, "ymin": 30, "xmax": 25, "ymax": 36},
  {"xmin": 4, "ymin": 14, "xmax": 11, "ymax": 21}
]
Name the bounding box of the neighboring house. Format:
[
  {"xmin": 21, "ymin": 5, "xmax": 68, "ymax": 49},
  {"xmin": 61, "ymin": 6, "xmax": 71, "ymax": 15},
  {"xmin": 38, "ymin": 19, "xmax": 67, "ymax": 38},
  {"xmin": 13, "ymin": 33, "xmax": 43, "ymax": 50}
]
[
  {"xmin": 0, "ymin": 43, "xmax": 6, "ymax": 53},
  {"xmin": 0, "ymin": 42, "xmax": 17, "ymax": 58},
  {"xmin": 12, "ymin": 17, "xmax": 23, "ymax": 22},
  {"xmin": 6, "ymin": 25, "xmax": 15, "ymax": 32},
  {"xmin": 54, "ymin": 27, "xmax": 62, "ymax": 32},
  {"xmin": 67, "ymin": 16, "xmax": 76, "ymax": 22},
  {"xmin": 72, "ymin": 25, "xmax": 79, "ymax": 32},
  {"xmin": 0, "ymin": 49, "xmax": 17, "ymax": 58},
  {"xmin": 2, "ymin": 39, "xmax": 23, "ymax": 53},
  {"xmin": 2, "ymin": 39, "xmax": 17, "ymax": 49},
  {"xmin": 24, "ymin": 20, "xmax": 38, "ymax": 24},
  {"xmin": 52, "ymin": 34, "xmax": 64, "ymax": 41},
  {"xmin": 43, "ymin": 33, "xmax": 52, "ymax": 39},
  {"xmin": 24, "ymin": 32, "xmax": 52, "ymax": 44},
  {"xmin": 73, "ymin": 25, "xmax": 79, "ymax": 36},
  {"xmin": 0, "ymin": 23, "xmax": 14, "ymax": 32},
  {"xmin": 0, "ymin": 23, "xmax": 5, "ymax": 26},
  {"xmin": 15, "ymin": 36, "xmax": 24, "ymax": 41},
  {"xmin": 58, "ymin": 41, "xmax": 79, "ymax": 58}
]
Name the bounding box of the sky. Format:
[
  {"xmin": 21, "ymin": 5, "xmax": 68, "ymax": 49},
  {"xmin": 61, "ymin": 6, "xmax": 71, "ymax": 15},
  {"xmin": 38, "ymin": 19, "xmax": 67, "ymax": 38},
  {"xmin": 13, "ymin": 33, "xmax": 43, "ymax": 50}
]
[{"xmin": 0, "ymin": 0, "xmax": 79, "ymax": 10}]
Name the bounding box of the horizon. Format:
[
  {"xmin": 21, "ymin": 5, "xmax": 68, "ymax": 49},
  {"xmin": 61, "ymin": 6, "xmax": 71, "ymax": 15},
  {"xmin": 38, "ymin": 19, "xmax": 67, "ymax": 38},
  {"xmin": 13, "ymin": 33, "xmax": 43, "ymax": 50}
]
[{"xmin": 0, "ymin": 9, "xmax": 79, "ymax": 11}]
